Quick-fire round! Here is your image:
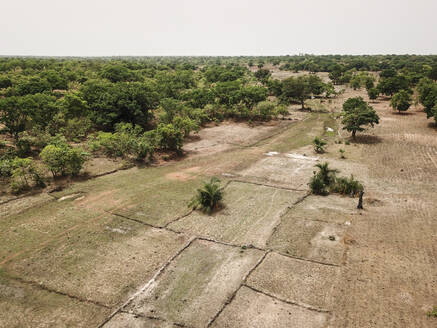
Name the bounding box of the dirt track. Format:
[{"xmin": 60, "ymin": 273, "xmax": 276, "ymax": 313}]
[{"xmin": 0, "ymin": 87, "xmax": 436, "ymax": 327}]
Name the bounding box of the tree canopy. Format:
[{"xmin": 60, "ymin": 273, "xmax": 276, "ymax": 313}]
[{"xmin": 341, "ymin": 97, "xmax": 379, "ymax": 138}]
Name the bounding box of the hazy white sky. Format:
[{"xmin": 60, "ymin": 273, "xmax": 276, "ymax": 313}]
[{"xmin": 1, "ymin": 0, "xmax": 436, "ymax": 56}]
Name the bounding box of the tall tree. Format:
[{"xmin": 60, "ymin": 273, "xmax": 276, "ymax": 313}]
[
  {"xmin": 341, "ymin": 97, "xmax": 379, "ymax": 138},
  {"xmin": 390, "ymin": 90, "xmax": 412, "ymax": 113},
  {"xmin": 281, "ymin": 76, "xmax": 311, "ymax": 109}
]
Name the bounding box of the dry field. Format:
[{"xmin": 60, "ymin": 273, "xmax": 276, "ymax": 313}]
[{"xmin": 1, "ymin": 79, "xmax": 436, "ymax": 327}]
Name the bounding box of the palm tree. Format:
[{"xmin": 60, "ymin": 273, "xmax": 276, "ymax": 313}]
[
  {"xmin": 189, "ymin": 177, "xmax": 224, "ymax": 213},
  {"xmin": 313, "ymin": 137, "xmax": 327, "ymax": 153},
  {"xmin": 315, "ymin": 162, "xmax": 339, "ymax": 186}
]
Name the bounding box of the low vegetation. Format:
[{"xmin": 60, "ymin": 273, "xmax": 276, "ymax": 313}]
[
  {"xmin": 427, "ymin": 306, "xmax": 437, "ymax": 318},
  {"xmin": 313, "ymin": 137, "xmax": 327, "ymax": 153},
  {"xmin": 309, "ymin": 162, "xmax": 363, "ymax": 197},
  {"xmin": 189, "ymin": 177, "xmax": 224, "ymax": 213}
]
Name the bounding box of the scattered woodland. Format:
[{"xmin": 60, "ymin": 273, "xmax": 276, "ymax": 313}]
[{"xmin": 1, "ymin": 55, "xmax": 436, "ymax": 194}]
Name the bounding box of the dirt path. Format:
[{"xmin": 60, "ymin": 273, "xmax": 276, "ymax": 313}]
[{"xmin": 1, "ymin": 88, "xmax": 436, "ymax": 327}]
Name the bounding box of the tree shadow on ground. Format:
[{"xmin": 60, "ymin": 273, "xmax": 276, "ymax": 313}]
[
  {"xmin": 349, "ymin": 134, "xmax": 383, "ymax": 145},
  {"xmin": 391, "ymin": 111, "xmax": 415, "ymax": 116},
  {"xmin": 427, "ymin": 122, "xmax": 437, "ymax": 130}
]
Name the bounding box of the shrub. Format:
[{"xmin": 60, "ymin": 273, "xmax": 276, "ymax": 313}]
[
  {"xmin": 89, "ymin": 123, "xmax": 155, "ymax": 161},
  {"xmin": 189, "ymin": 177, "xmax": 224, "ymax": 213},
  {"xmin": 308, "ymin": 162, "xmax": 363, "ymax": 197},
  {"xmin": 40, "ymin": 142, "xmax": 87, "ymax": 177},
  {"xmin": 315, "ymin": 162, "xmax": 338, "ymax": 186},
  {"xmin": 331, "ymin": 175, "xmax": 364, "ymax": 196},
  {"xmin": 155, "ymin": 123, "xmax": 184, "ymax": 153},
  {"xmin": 253, "ymin": 101, "xmax": 276, "ymax": 121},
  {"xmin": 309, "ymin": 173, "xmax": 329, "ymax": 195},
  {"xmin": 313, "ymin": 137, "xmax": 327, "ymax": 153},
  {"xmin": 173, "ymin": 116, "xmax": 200, "ymax": 137},
  {"xmin": 0, "ymin": 158, "xmax": 14, "ymax": 177},
  {"xmin": 10, "ymin": 157, "xmax": 45, "ymax": 194}
]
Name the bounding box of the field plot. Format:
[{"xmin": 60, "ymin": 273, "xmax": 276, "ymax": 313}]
[
  {"xmin": 238, "ymin": 153, "xmax": 320, "ymax": 189},
  {"xmin": 268, "ymin": 215, "xmax": 345, "ymax": 265},
  {"xmin": 169, "ymin": 181, "xmax": 306, "ymax": 248},
  {"xmin": 246, "ymin": 252, "xmax": 340, "ymax": 310},
  {"xmin": 183, "ymin": 121, "xmax": 287, "ymax": 156},
  {"xmin": 210, "ymin": 286, "xmax": 328, "ymax": 328},
  {"xmin": 123, "ymin": 239, "xmax": 264, "ymax": 328},
  {"xmin": 6, "ymin": 214, "xmax": 189, "ymax": 307},
  {"xmin": 0, "ymin": 273, "xmax": 110, "ymax": 328},
  {"xmin": 104, "ymin": 313, "xmax": 178, "ymax": 328}
]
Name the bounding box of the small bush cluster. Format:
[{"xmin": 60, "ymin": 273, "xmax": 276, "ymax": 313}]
[
  {"xmin": 40, "ymin": 137, "xmax": 88, "ymax": 177},
  {"xmin": 89, "ymin": 123, "xmax": 155, "ymax": 160},
  {"xmin": 309, "ymin": 162, "xmax": 363, "ymax": 197},
  {"xmin": 189, "ymin": 178, "xmax": 224, "ymax": 213},
  {"xmin": 313, "ymin": 137, "xmax": 327, "ymax": 153},
  {"xmin": 8, "ymin": 157, "xmax": 44, "ymax": 194}
]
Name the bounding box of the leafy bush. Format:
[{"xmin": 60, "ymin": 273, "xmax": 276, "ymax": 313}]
[
  {"xmin": 308, "ymin": 162, "xmax": 363, "ymax": 197},
  {"xmin": 253, "ymin": 101, "xmax": 276, "ymax": 121},
  {"xmin": 188, "ymin": 177, "xmax": 224, "ymax": 213},
  {"xmin": 331, "ymin": 175, "xmax": 364, "ymax": 196},
  {"xmin": 313, "ymin": 137, "xmax": 327, "ymax": 153},
  {"xmin": 10, "ymin": 157, "xmax": 45, "ymax": 194},
  {"xmin": 173, "ymin": 116, "xmax": 200, "ymax": 137},
  {"xmin": 0, "ymin": 158, "xmax": 14, "ymax": 177},
  {"xmin": 40, "ymin": 141, "xmax": 87, "ymax": 177},
  {"xmin": 89, "ymin": 123, "xmax": 154, "ymax": 161},
  {"xmin": 155, "ymin": 123, "xmax": 184, "ymax": 153},
  {"xmin": 308, "ymin": 173, "xmax": 329, "ymax": 195}
]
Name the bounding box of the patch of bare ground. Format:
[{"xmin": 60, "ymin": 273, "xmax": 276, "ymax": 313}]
[
  {"xmin": 183, "ymin": 120, "xmax": 291, "ymax": 156},
  {"xmin": 103, "ymin": 312, "xmax": 179, "ymax": 328},
  {"xmin": 124, "ymin": 239, "xmax": 264, "ymax": 328},
  {"xmin": 0, "ymin": 273, "xmax": 110, "ymax": 328},
  {"xmin": 246, "ymin": 252, "xmax": 340, "ymax": 311},
  {"xmin": 210, "ymin": 286, "xmax": 328, "ymax": 328},
  {"xmin": 328, "ymin": 90, "xmax": 437, "ymax": 327},
  {"xmin": 6, "ymin": 215, "xmax": 190, "ymax": 307},
  {"xmin": 83, "ymin": 156, "xmax": 125, "ymax": 177}
]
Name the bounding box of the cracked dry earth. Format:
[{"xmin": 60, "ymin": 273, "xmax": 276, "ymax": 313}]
[{"xmin": 1, "ymin": 91, "xmax": 437, "ymax": 328}]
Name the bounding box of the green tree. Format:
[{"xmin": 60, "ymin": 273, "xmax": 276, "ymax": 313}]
[
  {"xmin": 240, "ymin": 85, "xmax": 268, "ymax": 108},
  {"xmin": 254, "ymin": 69, "xmax": 271, "ymax": 82},
  {"xmin": 10, "ymin": 157, "xmax": 44, "ymax": 193},
  {"xmin": 0, "ymin": 96, "xmax": 29, "ymax": 139},
  {"xmin": 377, "ymin": 75, "xmax": 409, "ymax": 96},
  {"xmin": 390, "ymin": 90, "xmax": 412, "ymax": 113},
  {"xmin": 281, "ymin": 76, "xmax": 311, "ymax": 109},
  {"xmin": 155, "ymin": 123, "xmax": 184, "ymax": 153},
  {"xmin": 368, "ymin": 88, "xmax": 379, "ymax": 101},
  {"xmin": 341, "ymin": 97, "xmax": 379, "ymax": 138},
  {"xmin": 80, "ymin": 79, "xmax": 159, "ymax": 130},
  {"xmin": 101, "ymin": 63, "xmax": 133, "ymax": 82},
  {"xmin": 417, "ymin": 78, "xmax": 437, "ymax": 118},
  {"xmin": 40, "ymin": 142, "xmax": 87, "ymax": 177}
]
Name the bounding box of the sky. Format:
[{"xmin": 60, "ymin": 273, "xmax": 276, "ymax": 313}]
[{"xmin": 1, "ymin": 0, "xmax": 436, "ymax": 56}]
